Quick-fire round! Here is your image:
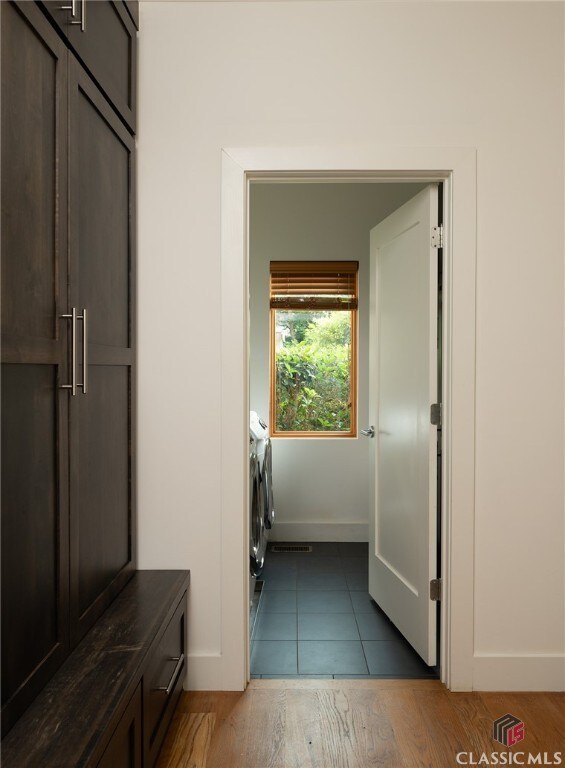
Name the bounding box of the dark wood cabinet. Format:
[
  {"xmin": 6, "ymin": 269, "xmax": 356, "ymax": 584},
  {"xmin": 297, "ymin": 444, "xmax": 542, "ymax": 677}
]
[
  {"xmin": 1, "ymin": 0, "xmax": 137, "ymax": 737},
  {"xmin": 40, "ymin": 0, "xmax": 137, "ymax": 132},
  {"xmin": 144, "ymin": 599, "xmax": 186, "ymax": 768},
  {"xmin": 0, "ymin": 1, "xmax": 70, "ymax": 734},
  {"xmin": 98, "ymin": 684, "xmax": 143, "ymax": 768},
  {"xmin": 1, "ymin": 572, "xmax": 189, "ymax": 768}
]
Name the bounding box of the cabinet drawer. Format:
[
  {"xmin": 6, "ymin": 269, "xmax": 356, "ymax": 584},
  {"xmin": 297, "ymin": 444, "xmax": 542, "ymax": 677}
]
[
  {"xmin": 39, "ymin": 0, "xmax": 136, "ymax": 132},
  {"xmin": 143, "ymin": 594, "xmax": 187, "ymax": 768}
]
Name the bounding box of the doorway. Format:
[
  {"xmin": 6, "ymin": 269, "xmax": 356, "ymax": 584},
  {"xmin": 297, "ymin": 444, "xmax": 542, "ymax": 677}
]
[
  {"xmin": 218, "ymin": 146, "xmax": 477, "ymax": 692},
  {"xmin": 248, "ymin": 181, "xmax": 441, "ymax": 678}
]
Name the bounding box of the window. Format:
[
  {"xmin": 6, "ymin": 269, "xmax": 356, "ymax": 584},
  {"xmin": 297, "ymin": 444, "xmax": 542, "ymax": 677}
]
[{"xmin": 269, "ymin": 261, "xmax": 358, "ymax": 437}]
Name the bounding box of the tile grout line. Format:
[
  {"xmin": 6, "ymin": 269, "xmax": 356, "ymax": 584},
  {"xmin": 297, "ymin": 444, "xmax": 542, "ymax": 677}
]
[
  {"xmin": 256, "ymin": 544, "xmax": 371, "ymax": 677},
  {"xmin": 350, "ymin": 587, "xmax": 371, "ymax": 675}
]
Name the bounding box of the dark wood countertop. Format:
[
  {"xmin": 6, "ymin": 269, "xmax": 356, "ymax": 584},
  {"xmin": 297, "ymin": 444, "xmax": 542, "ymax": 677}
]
[{"xmin": 2, "ymin": 569, "xmax": 190, "ymax": 767}]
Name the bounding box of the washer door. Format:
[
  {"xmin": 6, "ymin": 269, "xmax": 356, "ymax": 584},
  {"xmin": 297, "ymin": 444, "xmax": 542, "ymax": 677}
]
[
  {"xmin": 262, "ymin": 438, "xmax": 275, "ymax": 530},
  {"xmin": 249, "ymin": 452, "xmax": 265, "ymax": 576},
  {"xmin": 255, "ymin": 475, "xmax": 267, "ymax": 573}
]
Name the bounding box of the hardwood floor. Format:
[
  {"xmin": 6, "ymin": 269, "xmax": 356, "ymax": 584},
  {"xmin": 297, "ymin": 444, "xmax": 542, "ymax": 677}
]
[{"xmin": 156, "ymin": 680, "xmax": 565, "ymax": 768}]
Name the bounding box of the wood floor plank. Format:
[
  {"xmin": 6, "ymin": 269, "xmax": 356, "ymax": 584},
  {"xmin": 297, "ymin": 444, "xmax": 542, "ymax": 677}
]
[
  {"xmin": 284, "ymin": 689, "xmax": 323, "ymax": 768},
  {"xmin": 315, "ymin": 688, "xmax": 364, "ymax": 768},
  {"xmin": 413, "ymin": 689, "xmax": 470, "ymax": 765},
  {"xmin": 245, "ymin": 688, "xmax": 286, "ymax": 768},
  {"xmin": 448, "ymin": 693, "xmax": 497, "ymax": 756},
  {"xmin": 289, "ymin": 687, "xmax": 405, "ymax": 768},
  {"xmin": 203, "ymin": 689, "xmax": 253, "ymax": 768},
  {"xmin": 350, "ymin": 688, "xmax": 404, "ymax": 768},
  {"xmin": 156, "ymin": 713, "xmax": 215, "ymax": 768},
  {"xmin": 250, "ymin": 679, "xmax": 442, "ymax": 691},
  {"xmin": 543, "ymin": 693, "xmax": 565, "ymax": 732},
  {"xmin": 157, "ymin": 685, "xmax": 565, "ymax": 768},
  {"xmin": 379, "ymin": 689, "xmax": 436, "ymax": 767},
  {"xmin": 480, "ymin": 692, "xmax": 565, "ymax": 754}
]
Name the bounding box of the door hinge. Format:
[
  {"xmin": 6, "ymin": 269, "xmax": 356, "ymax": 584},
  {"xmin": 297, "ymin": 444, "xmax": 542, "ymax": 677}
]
[
  {"xmin": 431, "ymin": 225, "xmax": 444, "ymax": 249},
  {"xmin": 430, "ymin": 403, "xmax": 442, "ymax": 426},
  {"xmin": 430, "ymin": 578, "xmax": 442, "ymax": 601}
]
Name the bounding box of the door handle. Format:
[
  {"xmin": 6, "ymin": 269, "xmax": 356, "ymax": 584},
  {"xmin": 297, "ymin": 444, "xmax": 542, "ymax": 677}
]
[
  {"xmin": 60, "ymin": 308, "xmax": 87, "ymax": 395},
  {"xmin": 361, "ymin": 426, "xmax": 375, "ymax": 438}
]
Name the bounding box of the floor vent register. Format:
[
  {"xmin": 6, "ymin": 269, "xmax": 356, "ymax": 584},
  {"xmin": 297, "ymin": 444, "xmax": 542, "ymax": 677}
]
[{"xmin": 270, "ymin": 544, "xmax": 313, "ymax": 553}]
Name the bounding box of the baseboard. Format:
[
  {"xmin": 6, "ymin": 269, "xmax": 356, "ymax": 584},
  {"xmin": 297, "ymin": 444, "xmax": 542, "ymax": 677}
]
[
  {"xmin": 472, "ymin": 654, "xmax": 565, "ymax": 691},
  {"xmin": 185, "ymin": 653, "xmax": 246, "ymax": 691},
  {"xmin": 187, "ymin": 651, "xmax": 564, "ymax": 693},
  {"xmin": 269, "ymin": 521, "xmax": 369, "ymax": 542},
  {"xmin": 185, "ymin": 654, "xmax": 223, "ymax": 690}
]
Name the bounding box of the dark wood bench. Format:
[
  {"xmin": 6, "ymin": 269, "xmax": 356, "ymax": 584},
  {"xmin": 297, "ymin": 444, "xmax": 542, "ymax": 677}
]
[{"xmin": 2, "ymin": 570, "xmax": 190, "ymax": 767}]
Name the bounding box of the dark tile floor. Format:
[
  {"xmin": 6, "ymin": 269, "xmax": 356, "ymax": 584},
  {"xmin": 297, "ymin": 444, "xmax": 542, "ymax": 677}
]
[{"xmin": 250, "ymin": 542, "xmax": 438, "ymax": 679}]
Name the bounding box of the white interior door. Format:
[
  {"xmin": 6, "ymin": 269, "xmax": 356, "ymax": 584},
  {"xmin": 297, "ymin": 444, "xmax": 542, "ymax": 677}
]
[{"xmin": 367, "ymin": 185, "xmax": 439, "ymax": 666}]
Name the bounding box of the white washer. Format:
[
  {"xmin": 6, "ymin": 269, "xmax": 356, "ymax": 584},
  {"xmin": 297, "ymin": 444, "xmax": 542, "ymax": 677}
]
[
  {"xmin": 249, "ymin": 431, "xmax": 265, "ymax": 580},
  {"xmin": 250, "ymin": 412, "xmax": 275, "ymax": 532}
]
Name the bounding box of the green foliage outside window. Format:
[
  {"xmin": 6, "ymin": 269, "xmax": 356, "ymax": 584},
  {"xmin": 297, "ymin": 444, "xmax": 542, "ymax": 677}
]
[{"xmin": 274, "ymin": 311, "xmax": 352, "ymax": 433}]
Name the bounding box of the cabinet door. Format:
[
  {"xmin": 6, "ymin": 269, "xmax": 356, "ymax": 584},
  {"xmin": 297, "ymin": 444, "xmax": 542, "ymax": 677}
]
[
  {"xmin": 68, "ymin": 57, "xmax": 136, "ymax": 646},
  {"xmin": 0, "ymin": 1, "xmax": 70, "ymax": 736},
  {"xmin": 40, "ymin": 0, "xmax": 137, "ymax": 132},
  {"xmin": 98, "ymin": 684, "xmax": 142, "ymax": 768}
]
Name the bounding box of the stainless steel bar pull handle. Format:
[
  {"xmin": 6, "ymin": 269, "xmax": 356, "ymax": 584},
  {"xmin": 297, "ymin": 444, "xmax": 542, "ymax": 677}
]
[
  {"xmin": 70, "ymin": 0, "xmax": 86, "ymax": 31},
  {"xmin": 60, "ymin": 308, "xmax": 87, "ymax": 395},
  {"xmin": 80, "ymin": 308, "xmax": 87, "ymax": 394},
  {"xmin": 154, "ymin": 654, "xmax": 185, "ymax": 696},
  {"xmin": 59, "ymin": 0, "xmax": 77, "ymax": 15},
  {"xmin": 60, "ymin": 308, "xmax": 78, "ymax": 396}
]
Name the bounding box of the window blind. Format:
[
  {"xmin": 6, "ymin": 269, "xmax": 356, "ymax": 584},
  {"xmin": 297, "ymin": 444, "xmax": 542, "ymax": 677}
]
[{"xmin": 269, "ymin": 261, "xmax": 358, "ymax": 310}]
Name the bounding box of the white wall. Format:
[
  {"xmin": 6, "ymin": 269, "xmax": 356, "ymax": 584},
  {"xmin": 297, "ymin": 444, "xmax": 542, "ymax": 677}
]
[
  {"xmin": 137, "ymin": 1, "xmax": 564, "ymax": 690},
  {"xmin": 249, "ymin": 182, "xmax": 425, "ymax": 541}
]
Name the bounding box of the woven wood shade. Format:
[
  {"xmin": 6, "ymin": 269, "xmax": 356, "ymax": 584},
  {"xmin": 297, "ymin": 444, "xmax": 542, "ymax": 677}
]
[{"xmin": 270, "ymin": 261, "xmax": 358, "ymax": 310}]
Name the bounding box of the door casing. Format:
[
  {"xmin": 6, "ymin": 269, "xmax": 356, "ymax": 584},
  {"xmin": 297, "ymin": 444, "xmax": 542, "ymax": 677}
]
[{"xmin": 219, "ymin": 146, "xmax": 477, "ymax": 692}]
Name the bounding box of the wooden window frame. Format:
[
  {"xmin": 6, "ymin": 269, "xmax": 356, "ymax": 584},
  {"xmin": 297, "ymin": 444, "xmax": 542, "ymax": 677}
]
[{"xmin": 269, "ymin": 262, "xmax": 358, "ymax": 439}]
